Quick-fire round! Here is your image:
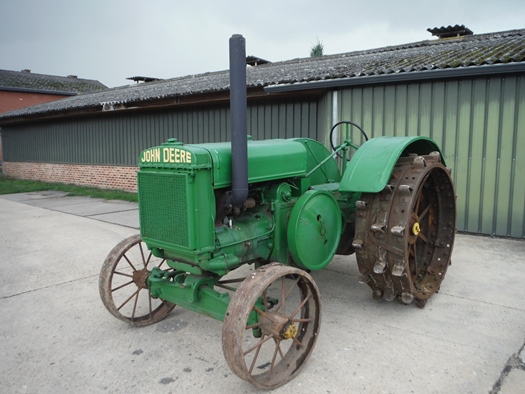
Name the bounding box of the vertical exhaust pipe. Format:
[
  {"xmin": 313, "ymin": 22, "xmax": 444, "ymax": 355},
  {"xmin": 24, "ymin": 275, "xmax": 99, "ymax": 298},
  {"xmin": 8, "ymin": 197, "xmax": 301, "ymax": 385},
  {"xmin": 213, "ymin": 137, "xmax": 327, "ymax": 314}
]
[{"xmin": 229, "ymin": 34, "xmax": 248, "ymax": 210}]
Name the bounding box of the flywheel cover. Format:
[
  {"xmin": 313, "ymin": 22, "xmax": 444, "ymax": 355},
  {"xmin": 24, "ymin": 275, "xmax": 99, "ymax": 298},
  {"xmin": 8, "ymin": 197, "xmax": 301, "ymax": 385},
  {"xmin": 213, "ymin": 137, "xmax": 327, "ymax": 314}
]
[{"xmin": 287, "ymin": 190, "xmax": 342, "ymax": 271}]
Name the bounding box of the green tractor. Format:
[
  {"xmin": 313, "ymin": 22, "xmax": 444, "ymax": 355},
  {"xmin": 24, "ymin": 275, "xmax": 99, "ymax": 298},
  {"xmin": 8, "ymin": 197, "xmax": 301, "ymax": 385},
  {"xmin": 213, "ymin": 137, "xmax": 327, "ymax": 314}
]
[{"xmin": 99, "ymin": 35, "xmax": 455, "ymax": 389}]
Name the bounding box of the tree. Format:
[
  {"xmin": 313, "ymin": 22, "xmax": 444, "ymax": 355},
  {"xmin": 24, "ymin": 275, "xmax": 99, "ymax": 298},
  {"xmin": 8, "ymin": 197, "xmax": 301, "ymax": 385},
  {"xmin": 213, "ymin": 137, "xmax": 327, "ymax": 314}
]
[{"xmin": 310, "ymin": 38, "xmax": 324, "ymax": 57}]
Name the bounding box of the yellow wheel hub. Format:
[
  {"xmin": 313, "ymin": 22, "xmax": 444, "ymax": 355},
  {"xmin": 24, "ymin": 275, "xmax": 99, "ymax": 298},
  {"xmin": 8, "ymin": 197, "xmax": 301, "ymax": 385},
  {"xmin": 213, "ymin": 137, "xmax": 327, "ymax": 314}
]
[
  {"xmin": 412, "ymin": 222, "xmax": 421, "ymax": 236},
  {"xmin": 282, "ymin": 322, "xmax": 298, "ymax": 339}
]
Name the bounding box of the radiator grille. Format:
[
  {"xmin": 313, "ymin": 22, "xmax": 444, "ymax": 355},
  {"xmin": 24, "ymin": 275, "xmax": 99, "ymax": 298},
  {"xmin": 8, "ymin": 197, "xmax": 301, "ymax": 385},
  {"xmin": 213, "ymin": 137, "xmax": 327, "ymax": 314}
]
[{"xmin": 138, "ymin": 172, "xmax": 190, "ymax": 248}]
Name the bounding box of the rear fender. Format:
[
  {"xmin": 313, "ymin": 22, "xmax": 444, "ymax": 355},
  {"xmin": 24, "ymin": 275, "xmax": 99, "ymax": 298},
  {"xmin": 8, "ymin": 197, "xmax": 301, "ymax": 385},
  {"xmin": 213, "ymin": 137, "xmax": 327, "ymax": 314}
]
[{"xmin": 339, "ymin": 136, "xmax": 444, "ymax": 193}]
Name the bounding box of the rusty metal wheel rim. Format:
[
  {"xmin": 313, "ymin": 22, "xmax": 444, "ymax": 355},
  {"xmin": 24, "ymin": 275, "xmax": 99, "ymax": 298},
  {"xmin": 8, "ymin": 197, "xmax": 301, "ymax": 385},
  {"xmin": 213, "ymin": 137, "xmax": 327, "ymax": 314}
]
[
  {"xmin": 99, "ymin": 234, "xmax": 175, "ymax": 326},
  {"xmin": 354, "ymin": 153, "xmax": 456, "ymax": 307},
  {"xmin": 222, "ymin": 263, "xmax": 321, "ymax": 389},
  {"xmin": 404, "ymin": 166, "xmax": 455, "ymax": 301}
]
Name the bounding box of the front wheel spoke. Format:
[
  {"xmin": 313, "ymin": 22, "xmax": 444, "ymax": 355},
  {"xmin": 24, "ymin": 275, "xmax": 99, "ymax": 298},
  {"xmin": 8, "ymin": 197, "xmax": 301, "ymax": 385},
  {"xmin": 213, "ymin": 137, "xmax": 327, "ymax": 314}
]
[
  {"xmin": 292, "ymin": 336, "xmax": 304, "ymax": 347},
  {"xmin": 275, "ymin": 276, "xmax": 300, "ymax": 313},
  {"xmin": 244, "ymin": 334, "xmax": 273, "ymax": 357},
  {"xmin": 275, "ymin": 338, "xmax": 285, "ymax": 359},
  {"xmin": 217, "ymin": 277, "xmax": 245, "ymax": 285},
  {"xmin": 290, "ymin": 294, "xmax": 311, "ymax": 320},
  {"xmin": 131, "ymin": 289, "xmax": 140, "ymax": 319},
  {"xmin": 269, "ymin": 339, "xmax": 280, "ymax": 374},
  {"xmin": 122, "ymin": 254, "xmax": 138, "ymax": 271},
  {"xmin": 253, "ymin": 305, "xmax": 273, "ymax": 321},
  {"xmin": 157, "ymin": 259, "xmax": 167, "ymax": 269},
  {"xmin": 144, "ymin": 251, "xmax": 153, "ymax": 268},
  {"xmin": 113, "ymin": 270, "xmax": 134, "ymax": 278},
  {"xmin": 138, "ymin": 243, "xmax": 146, "ymax": 267},
  {"xmin": 111, "ymin": 280, "xmax": 134, "ymax": 292},
  {"xmin": 117, "ymin": 287, "xmax": 140, "ymax": 311},
  {"xmin": 248, "ymin": 335, "xmax": 265, "ymax": 374},
  {"xmin": 291, "ymin": 317, "xmax": 312, "ymax": 323}
]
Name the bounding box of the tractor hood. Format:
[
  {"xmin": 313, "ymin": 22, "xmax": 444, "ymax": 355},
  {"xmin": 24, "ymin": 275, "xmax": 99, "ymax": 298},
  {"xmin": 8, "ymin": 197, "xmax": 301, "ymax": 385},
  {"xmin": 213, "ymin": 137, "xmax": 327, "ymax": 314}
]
[{"xmin": 139, "ymin": 138, "xmax": 308, "ymax": 189}]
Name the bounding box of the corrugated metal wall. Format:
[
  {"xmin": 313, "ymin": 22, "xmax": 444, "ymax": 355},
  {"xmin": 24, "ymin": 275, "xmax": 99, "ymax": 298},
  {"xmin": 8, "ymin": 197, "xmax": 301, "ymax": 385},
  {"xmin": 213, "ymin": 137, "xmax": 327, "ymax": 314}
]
[
  {"xmin": 4, "ymin": 76, "xmax": 524, "ymax": 238},
  {"xmin": 331, "ymin": 76, "xmax": 525, "ymax": 238},
  {"xmin": 3, "ymin": 99, "xmax": 319, "ymax": 166}
]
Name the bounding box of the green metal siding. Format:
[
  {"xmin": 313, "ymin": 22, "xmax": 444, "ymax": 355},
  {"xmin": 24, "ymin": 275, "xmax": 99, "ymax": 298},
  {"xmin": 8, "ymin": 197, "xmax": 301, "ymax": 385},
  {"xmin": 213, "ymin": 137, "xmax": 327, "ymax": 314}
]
[
  {"xmin": 333, "ymin": 76, "xmax": 525, "ymax": 238},
  {"xmin": 3, "ymin": 99, "xmax": 318, "ymax": 167},
  {"xmin": 4, "ymin": 75, "xmax": 524, "ymax": 238}
]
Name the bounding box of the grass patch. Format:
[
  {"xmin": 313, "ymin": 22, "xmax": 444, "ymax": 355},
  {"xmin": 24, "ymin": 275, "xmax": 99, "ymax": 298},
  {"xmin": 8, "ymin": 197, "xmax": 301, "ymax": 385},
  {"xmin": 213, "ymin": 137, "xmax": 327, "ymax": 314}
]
[{"xmin": 0, "ymin": 174, "xmax": 138, "ymax": 202}]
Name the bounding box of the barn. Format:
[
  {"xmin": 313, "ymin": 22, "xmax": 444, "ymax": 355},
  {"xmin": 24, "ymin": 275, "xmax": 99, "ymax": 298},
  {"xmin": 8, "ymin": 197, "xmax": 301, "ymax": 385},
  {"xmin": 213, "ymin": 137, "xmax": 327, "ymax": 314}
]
[{"xmin": 0, "ymin": 26, "xmax": 524, "ymax": 238}]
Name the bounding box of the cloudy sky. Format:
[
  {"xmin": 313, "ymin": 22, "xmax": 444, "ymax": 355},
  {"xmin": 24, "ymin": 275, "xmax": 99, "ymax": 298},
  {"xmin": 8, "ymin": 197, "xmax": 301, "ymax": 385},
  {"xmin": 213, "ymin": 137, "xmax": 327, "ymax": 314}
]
[{"xmin": 1, "ymin": 0, "xmax": 523, "ymax": 88}]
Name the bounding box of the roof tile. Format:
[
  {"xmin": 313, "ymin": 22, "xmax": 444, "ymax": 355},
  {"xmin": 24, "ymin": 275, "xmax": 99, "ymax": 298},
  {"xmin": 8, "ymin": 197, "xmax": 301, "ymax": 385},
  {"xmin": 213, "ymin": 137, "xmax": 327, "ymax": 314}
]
[
  {"xmin": 1, "ymin": 28, "xmax": 523, "ymax": 122},
  {"xmin": 0, "ymin": 69, "xmax": 107, "ymax": 94}
]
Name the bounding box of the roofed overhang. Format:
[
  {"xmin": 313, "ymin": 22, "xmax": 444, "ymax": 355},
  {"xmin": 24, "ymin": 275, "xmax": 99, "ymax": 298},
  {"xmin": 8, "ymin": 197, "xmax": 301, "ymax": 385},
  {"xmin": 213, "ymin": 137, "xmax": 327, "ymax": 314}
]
[
  {"xmin": 264, "ymin": 62, "xmax": 525, "ymax": 94},
  {"xmin": 0, "ymin": 87, "xmax": 309, "ymax": 126}
]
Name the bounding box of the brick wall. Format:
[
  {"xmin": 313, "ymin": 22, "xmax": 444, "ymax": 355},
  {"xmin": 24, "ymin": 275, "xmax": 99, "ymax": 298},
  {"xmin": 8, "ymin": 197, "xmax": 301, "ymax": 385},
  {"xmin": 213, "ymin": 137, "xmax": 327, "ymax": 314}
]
[
  {"xmin": 0, "ymin": 91, "xmax": 70, "ymax": 113},
  {"xmin": 3, "ymin": 162, "xmax": 138, "ymax": 192}
]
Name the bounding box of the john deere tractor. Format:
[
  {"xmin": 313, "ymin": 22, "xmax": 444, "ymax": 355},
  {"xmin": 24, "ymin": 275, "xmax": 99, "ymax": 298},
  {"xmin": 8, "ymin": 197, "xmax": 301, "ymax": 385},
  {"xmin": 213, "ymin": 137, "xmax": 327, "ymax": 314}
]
[{"xmin": 99, "ymin": 35, "xmax": 455, "ymax": 389}]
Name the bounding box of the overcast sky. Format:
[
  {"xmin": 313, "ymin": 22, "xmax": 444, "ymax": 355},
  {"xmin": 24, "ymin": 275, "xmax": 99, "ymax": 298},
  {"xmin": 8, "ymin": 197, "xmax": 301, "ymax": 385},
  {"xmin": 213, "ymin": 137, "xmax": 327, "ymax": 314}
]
[{"xmin": 1, "ymin": 0, "xmax": 524, "ymax": 88}]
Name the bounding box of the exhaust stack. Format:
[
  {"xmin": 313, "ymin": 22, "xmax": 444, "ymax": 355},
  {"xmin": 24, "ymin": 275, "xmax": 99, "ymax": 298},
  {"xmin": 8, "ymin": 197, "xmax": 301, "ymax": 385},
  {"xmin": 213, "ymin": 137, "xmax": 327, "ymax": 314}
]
[{"xmin": 229, "ymin": 34, "xmax": 248, "ymax": 210}]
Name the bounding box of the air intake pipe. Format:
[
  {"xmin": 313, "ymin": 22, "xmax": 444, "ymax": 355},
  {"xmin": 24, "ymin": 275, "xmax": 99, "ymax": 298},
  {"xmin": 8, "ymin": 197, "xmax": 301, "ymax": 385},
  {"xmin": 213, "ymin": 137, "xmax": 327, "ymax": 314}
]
[{"xmin": 229, "ymin": 34, "xmax": 249, "ymax": 211}]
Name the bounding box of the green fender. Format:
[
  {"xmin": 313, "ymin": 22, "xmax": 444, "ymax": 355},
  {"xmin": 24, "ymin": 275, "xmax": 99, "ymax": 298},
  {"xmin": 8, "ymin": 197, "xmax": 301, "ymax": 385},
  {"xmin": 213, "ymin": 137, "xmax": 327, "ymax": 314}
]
[{"xmin": 339, "ymin": 136, "xmax": 445, "ymax": 193}]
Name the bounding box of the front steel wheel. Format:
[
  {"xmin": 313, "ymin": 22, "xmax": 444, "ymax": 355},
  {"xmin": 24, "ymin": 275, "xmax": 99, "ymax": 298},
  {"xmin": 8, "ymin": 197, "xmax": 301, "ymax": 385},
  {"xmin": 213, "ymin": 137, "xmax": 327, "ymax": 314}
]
[
  {"xmin": 353, "ymin": 152, "xmax": 456, "ymax": 308},
  {"xmin": 99, "ymin": 234, "xmax": 175, "ymax": 326},
  {"xmin": 222, "ymin": 263, "xmax": 321, "ymax": 389}
]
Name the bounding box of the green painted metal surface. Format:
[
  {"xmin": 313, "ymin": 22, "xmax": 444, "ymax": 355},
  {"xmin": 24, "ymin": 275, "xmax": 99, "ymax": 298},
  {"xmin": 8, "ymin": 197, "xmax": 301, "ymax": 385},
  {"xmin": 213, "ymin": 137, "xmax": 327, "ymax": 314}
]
[
  {"xmin": 293, "ymin": 138, "xmax": 342, "ymax": 186},
  {"xmin": 139, "ymin": 138, "xmax": 309, "ymax": 189},
  {"xmin": 266, "ymin": 183, "xmax": 297, "ymax": 263},
  {"xmin": 339, "ymin": 136, "xmax": 442, "ymax": 193},
  {"xmin": 135, "ymin": 107, "xmax": 458, "ymax": 324},
  {"xmin": 333, "ymin": 76, "xmax": 525, "ymax": 237},
  {"xmin": 138, "ymin": 139, "xmax": 216, "ymax": 261},
  {"xmin": 137, "ymin": 136, "xmax": 306, "ymax": 271},
  {"xmin": 136, "ymin": 131, "xmax": 349, "ymax": 323},
  {"xmin": 2, "ymin": 99, "xmax": 318, "ymax": 166},
  {"xmin": 147, "ymin": 270, "xmax": 230, "ymax": 321},
  {"xmin": 200, "ymin": 139, "xmax": 307, "ymax": 188},
  {"xmin": 287, "ymin": 190, "xmax": 342, "ymax": 271},
  {"xmin": 201, "ymin": 205, "xmax": 274, "ymax": 276},
  {"xmin": 137, "ymin": 131, "xmax": 346, "ymax": 279},
  {"xmin": 147, "ymin": 268, "xmax": 264, "ymax": 325}
]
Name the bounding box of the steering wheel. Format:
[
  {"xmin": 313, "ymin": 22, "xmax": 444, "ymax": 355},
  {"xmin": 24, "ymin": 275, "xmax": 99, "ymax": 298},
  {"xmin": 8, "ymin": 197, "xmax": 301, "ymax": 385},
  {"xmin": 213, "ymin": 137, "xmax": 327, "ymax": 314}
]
[{"xmin": 329, "ymin": 121, "xmax": 369, "ymax": 159}]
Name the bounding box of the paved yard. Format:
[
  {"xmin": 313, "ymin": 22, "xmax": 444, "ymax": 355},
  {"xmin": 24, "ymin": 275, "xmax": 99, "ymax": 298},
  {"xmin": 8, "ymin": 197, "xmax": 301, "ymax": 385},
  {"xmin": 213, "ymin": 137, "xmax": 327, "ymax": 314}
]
[{"xmin": 1, "ymin": 192, "xmax": 524, "ymax": 393}]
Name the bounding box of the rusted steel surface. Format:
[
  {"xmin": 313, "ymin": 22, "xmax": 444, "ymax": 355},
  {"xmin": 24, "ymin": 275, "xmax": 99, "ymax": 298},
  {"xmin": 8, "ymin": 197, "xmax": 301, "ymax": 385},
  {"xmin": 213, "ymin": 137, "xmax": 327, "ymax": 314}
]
[
  {"xmin": 99, "ymin": 234, "xmax": 175, "ymax": 326},
  {"xmin": 222, "ymin": 263, "xmax": 321, "ymax": 390},
  {"xmin": 353, "ymin": 153, "xmax": 456, "ymax": 308}
]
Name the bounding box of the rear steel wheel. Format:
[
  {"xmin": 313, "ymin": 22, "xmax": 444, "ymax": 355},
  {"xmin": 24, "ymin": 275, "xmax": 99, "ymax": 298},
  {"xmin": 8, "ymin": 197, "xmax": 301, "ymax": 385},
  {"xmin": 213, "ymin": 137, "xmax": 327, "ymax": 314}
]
[
  {"xmin": 353, "ymin": 152, "xmax": 456, "ymax": 307},
  {"xmin": 222, "ymin": 263, "xmax": 321, "ymax": 389},
  {"xmin": 99, "ymin": 234, "xmax": 175, "ymax": 326}
]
